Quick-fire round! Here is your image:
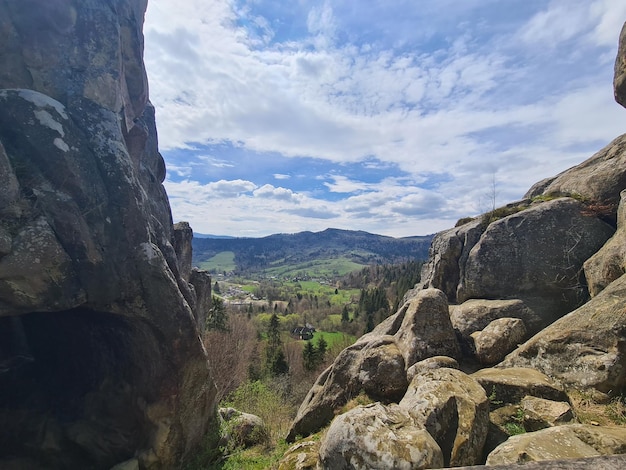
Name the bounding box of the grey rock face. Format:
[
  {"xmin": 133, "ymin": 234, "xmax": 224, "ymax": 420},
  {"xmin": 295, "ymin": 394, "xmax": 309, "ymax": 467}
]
[
  {"xmin": 584, "ymin": 189, "xmax": 626, "ymax": 296},
  {"xmin": 319, "ymin": 403, "xmax": 444, "ymax": 470},
  {"xmin": 471, "ymin": 318, "xmax": 527, "ymax": 365},
  {"xmin": 500, "ymin": 273, "xmax": 626, "ymax": 393},
  {"xmin": 486, "ymin": 424, "xmax": 626, "ymax": 465},
  {"xmin": 615, "ymin": 22, "xmax": 626, "ymax": 108},
  {"xmin": 0, "ymin": 1, "xmax": 215, "ymax": 468},
  {"xmin": 399, "ymin": 368, "xmax": 489, "ymax": 467},
  {"xmin": 286, "ymin": 289, "xmax": 459, "ymax": 441}
]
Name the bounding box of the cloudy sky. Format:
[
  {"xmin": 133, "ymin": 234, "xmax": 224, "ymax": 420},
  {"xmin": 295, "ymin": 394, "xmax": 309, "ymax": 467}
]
[{"xmin": 143, "ymin": 0, "xmax": 626, "ymax": 238}]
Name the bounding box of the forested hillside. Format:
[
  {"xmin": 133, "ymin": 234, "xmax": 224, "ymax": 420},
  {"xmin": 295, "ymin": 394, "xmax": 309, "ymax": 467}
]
[{"xmin": 192, "ymin": 228, "xmax": 433, "ymax": 277}]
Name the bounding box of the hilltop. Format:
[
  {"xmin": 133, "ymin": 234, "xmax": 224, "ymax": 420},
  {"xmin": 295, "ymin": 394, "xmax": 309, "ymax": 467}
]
[{"xmin": 192, "ymin": 228, "xmax": 433, "ymax": 278}]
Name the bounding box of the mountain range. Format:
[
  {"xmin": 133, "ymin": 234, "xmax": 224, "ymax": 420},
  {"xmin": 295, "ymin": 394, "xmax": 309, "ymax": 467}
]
[{"xmin": 192, "ymin": 228, "xmax": 433, "ymax": 277}]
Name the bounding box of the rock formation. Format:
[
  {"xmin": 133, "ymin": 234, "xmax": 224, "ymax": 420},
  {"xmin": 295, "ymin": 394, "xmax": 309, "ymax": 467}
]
[
  {"xmin": 0, "ymin": 1, "xmax": 215, "ymax": 469},
  {"xmin": 283, "ymin": 22, "xmax": 626, "ymax": 469}
]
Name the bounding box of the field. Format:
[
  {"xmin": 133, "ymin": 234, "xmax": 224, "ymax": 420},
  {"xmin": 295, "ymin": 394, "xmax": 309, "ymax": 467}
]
[
  {"xmin": 263, "ymin": 256, "xmax": 365, "ymax": 278},
  {"xmin": 198, "ymin": 251, "xmax": 236, "ymax": 273}
]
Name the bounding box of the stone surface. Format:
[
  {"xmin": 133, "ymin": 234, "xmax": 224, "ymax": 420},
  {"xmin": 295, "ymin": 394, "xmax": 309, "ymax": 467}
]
[
  {"xmin": 318, "ymin": 403, "xmax": 444, "ymax": 470},
  {"xmin": 450, "ymin": 299, "xmax": 536, "ymax": 338},
  {"xmin": 399, "ymin": 368, "xmax": 489, "ymax": 466},
  {"xmin": 458, "ymin": 198, "xmax": 613, "ymax": 309},
  {"xmin": 420, "ymin": 198, "xmax": 613, "ymax": 331},
  {"xmin": 486, "ymin": 425, "xmax": 626, "ymax": 466},
  {"xmin": 584, "ymin": 189, "xmax": 626, "ymax": 296},
  {"xmin": 0, "ymin": 1, "xmax": 216, "ymax": 468},
  {"xmin": 524, "ymin": 135, "xmax": 626, "ymax": 215},
  {"xmin": 286, "ymin": 289, "xmax": 459, "ymax": 441},
  {"xmin": 278, "ymin": 439, "xmax": 321, "ymax": 470},
  {"xmin": 219, "ymin": 407, "xmax": 268, "ymax": 448},
  {"xmin": 472, "ymin": 367, "xmax": 568, "ymax": 408},
  {"xmin": 406, "ymin": 356, "xmax": 459, "ymax": 383},
  {"xmin": 471, "ymin": 318, "xmax": 527, "ymax": 365},
  {"xmin": 500, "ymin": 274, "xmax": 626, "ymax": 393},
  {"xmin": 521, "ymin": 396, "xmax": 574, "ymax": 432},
  {"xmin": 615, "ymin": 22, "xmax": 626, "ymax": 108}
]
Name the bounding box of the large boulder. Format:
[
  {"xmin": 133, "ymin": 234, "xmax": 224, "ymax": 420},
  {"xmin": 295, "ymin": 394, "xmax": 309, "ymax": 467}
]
[
  {"xmin": 524, "ymin": 135, "xmax": 626, "ymax": 214},
  {"xmin": 486, "ymin": 425, "xmax": 626, "ymax": 465},
  {"xmin": 0, "ymin": 1, "xmax": 216, "ymax": 468},
  {"xmin": 472, "ymin": 368, "xmax": 568, "ymax": 407},
  {"xmin": 471, "ymin": 318, "xmax": 527, "ymax": 365},
  {"xmin": 399, "ymin": 368, "xmax": 489, "ymax": 467},
  {"xmin": 457, "ymin": 198, "xmax": 613, "ymax": 310},
  {"xmin": 420, "ymin": 198, "xmax": 613, "ymax": 331},
  {"xmin": 500, "ymin": 273, "xmax": 626, "ymax": 393},
  {"xmin": 286, "ymin": 289, "xmax": 459, "ymax": 441},
  {"xmin": 318, "ymin": 403, "xmax": 444, "ymax": 470},
  {"xmin": 615, "ymin": 22, "xmax": 626, "ymax": 108},
  {"xmin": 584, "ymin": 189, "xmax": 626, "ymax": 296}
]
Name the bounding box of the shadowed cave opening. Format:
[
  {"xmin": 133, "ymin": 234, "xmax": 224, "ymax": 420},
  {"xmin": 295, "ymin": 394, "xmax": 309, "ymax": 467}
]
[{"xmin": 0, "ymin": 308, "xmax": 163, "ymax": 469}]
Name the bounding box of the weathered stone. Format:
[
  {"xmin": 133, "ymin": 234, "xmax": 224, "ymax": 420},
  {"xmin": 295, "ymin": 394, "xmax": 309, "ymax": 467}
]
[
  {"xmin": 500, "ymin": 274, "xmax": 626, "ymax": 393},
  {"xmin": 521, "ymin": 396, "xmax": 574, "ymax": 432},
  {"xmin": 524, "ymin": 136, "xmax": 626, "ymax": 215},
  {"xmin": 419, "ymin": 219, "xmax": 484, "ymax": 303},
  {"xmin": 318, "ymin": 403, "xmax": 444, "ymax": 470},
  {"xmin": 287, "ymin": 289, "xmax": 459, "ymax": 441},
  {"xmin": 472, "ymin": 367, "xmax": 568, "ymax": 408},
  {"xmin": 399, "ymin": 368, "xmax": 489, "ymax": 466},
  {"xmin": 471, "ymin": 318, "xmax": 527, "ymax": 365},
  {"xmin": 0, "ymin": 2, "xmax": 216, "ymax": 468},
  {"xmin": 615, "ymin": 22, "xmax": 626, "ymax": 108},
  {"xmin": 486, "ymin": 425, "xmax": 626, "ymax": 466},
  {"xmin": 189, "ymin": 268, "xmax": 211, "ymax": 330},
  {"xmin": 173, "ymin": 222, "xmax": 193, "ymax": 282},
  {"xmin": 278, "ymin": 439, "xmax": 321, "ymax": 470},
  {"xmin": 458, "ymin": 198, "xmax": 613, "ymax": 311},
  {"xmin": 584, "ymin": 189, "xmax": 626, "ymax": 296},
  {"xmin": 219, "ymin": 407, "xmax": 268, "ymax": 449},
  {"xmin": 391, "ymin": 288, "xmax": 460, "ymax": 368},
  {"xmin": 450, "ymin": 299, "xmax": 535, "ymax": 340},
  {"xmin": 406, "ymin": 356, "xmax": 459, "ymax": 383}
]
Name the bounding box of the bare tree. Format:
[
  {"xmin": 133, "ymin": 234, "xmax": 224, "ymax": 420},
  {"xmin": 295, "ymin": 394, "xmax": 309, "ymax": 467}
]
[{"xmin": 203, "ymin": 313, "xmax": 258, "ymax": 402}]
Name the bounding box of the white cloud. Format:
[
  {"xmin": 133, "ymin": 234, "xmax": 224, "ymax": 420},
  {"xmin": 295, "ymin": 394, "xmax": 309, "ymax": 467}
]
[{"xmin": 146, "ymin": 0, "xmax": 626, "ymax": 237}]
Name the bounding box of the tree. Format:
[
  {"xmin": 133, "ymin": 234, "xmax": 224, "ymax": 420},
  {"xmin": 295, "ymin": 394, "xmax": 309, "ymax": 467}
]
[
  {"xmin": 341, "ymin": 305, "xmax": 350, "ymax": 323},
  {"xmin": 207, "ymin": 295, "xmax": 228, "ymax": 331},
  {"xmin": 266, "ymin": 313, "xmax": 289, "ymax": 376},
  {"xmin": 315, "ymin": 336, "xmax": 327, "ymax": 365},
  {"xmin": 302, "ymin": 341, "xmax": 317, "ymax": 371}
]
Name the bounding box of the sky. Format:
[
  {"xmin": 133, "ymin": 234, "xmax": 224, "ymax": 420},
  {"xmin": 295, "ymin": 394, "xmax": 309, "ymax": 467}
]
[{"xmin": 143, "ymin": 0, "xmax": 626, "ymax": 238}]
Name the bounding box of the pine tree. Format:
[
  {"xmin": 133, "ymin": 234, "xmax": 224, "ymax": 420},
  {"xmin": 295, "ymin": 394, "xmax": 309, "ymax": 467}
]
[
  {"xmin": 341, "ymin": 305, "xmax": 350, "ymax": 323},
  {"xmin": 302, "ymin": 341, "xmax": 317, "ymax": 370},
  {"xmin": 266, "ymin": 313, "xmax": 289, "ymax": 376},
  {"xmin": 207, "ymin": 295, "xmax": 228, "ymax": 331}
]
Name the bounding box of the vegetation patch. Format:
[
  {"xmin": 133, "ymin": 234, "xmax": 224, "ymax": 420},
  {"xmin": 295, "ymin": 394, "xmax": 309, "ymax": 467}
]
[{"xmin": 199, "ymin": 251, "xmax": 236, "ymax": 273}]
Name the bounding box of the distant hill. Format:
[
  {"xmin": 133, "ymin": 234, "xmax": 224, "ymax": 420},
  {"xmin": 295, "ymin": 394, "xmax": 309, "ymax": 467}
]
[{"xmin": 192, "ymin": 228, "xmax": 433, "ymax": 278}]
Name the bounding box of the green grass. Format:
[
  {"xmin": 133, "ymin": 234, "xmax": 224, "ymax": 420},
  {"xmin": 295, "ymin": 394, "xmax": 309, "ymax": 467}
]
[
  {"xmin": 311, "ymin": 330, "xmax": 356, "ymax": 349},
  {"xmin": 199, "ymin": 251, "xmax": 236, "ymax": 273},
  {"xmin": 263, "ymin": 257, "xmax": 364, "ymax": 278}
]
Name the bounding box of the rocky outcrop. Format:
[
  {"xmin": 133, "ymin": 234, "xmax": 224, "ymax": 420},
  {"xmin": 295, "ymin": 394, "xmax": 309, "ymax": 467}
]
[
  {"xmin": 457, "ymin": 198, "xmax": 613, "ymax": 308},
  {"xmin": 0, "ymin": 1, "xmax": 215, "ymax": 468},
  {"xmin": 524, "ymin": 135, "xmax": 626, "ymax": 215},
  {"xmin": 471, "ymin": 318, "xmax": 527, "ymax": 365},
  {"xmin": 615, "ymin": 22, "xmax": 626, "ymax": 108},
  {"xmin": 584, "ymin": 190, "xmax": 626, "ymax": 296},
  {"xmin": 499, "ymin": 273, "xmax": 626, "ymax": 393},
  {"xmin": 318, "ymin": 403, "xmax": 444, "ymax": 470},
  {"xmin": 219, "ymin": 407, "xmax": 268, "ymax": 449},
  {"xmin": 472, "ymin": 368, "xmax": 568, "ymax": 407},
  {"xmin": 286, "ymin": 289, "xmax": 459, "ymax": 441},
  {"xmin": 486, "ymin": 425, "xmax": 626, "ymax": 465},
  {"xmin": 399, "ymin": 368, "xmax": 489, "ymax": 466},
  {"xmin": 421, "ymin": 198, "xmax": 614, "ymax": 333}
]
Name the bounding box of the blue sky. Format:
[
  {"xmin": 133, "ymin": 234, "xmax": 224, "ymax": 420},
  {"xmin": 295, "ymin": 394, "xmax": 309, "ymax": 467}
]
[{"xmin": 143, "ymin": 0, "xmax": 626, "ymax": 237}]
